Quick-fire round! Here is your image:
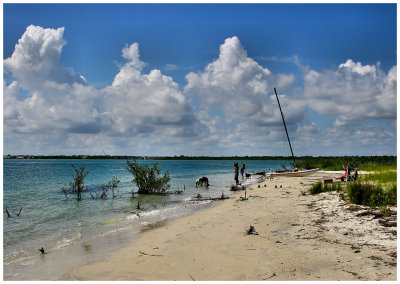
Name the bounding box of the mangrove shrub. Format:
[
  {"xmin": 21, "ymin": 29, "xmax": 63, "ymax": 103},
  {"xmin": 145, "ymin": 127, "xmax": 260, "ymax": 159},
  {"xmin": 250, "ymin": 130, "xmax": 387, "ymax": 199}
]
[
  {"xmin": 126, "ymin": 160, "xmax": 170, "ymax": 194},
  {"xmin": 67, "ymin": 164, "xmax": 91, "ymax": 201}
]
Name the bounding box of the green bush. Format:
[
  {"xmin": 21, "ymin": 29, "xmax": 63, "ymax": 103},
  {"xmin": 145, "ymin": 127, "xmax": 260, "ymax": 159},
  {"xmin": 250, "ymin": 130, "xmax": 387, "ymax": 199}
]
[
  {"xmin": 346, "ymin": 181, "xmax": 397, "ymax": 207},
  {"xmin": 309, "ymin": 181, "xmax": 342, "ymax": 195},
  {"xmin": 364, "ymin": 170, "xmax": 397, "ymax": 183},
  {"xmin": 331, "ymin": 182, "xmax": 342, "ymax": 192},
  {"xmin": 386, "ymin": 184, "xmax": 397, "ymax": 206},
  {"xmin": 309, "ymin": 182, "xmax": 323, "ymax": 195},
  {"xmin": 108, "ymin": 175, "xmax": 121, "ymax": 198},
  {"xmin": 126, "ymin": 160, "xmax": 171, "ymax": 195},
  {"xmin": 66, "ymin": 164, "xmax": 91, "ymax": 201},
  {"xmin": 346, "ymin": 181, "xmax": 365, "ymax": 205},
  {"xmin": 296, "ymin": 156, "xmax": 396, "ymax": 171}
]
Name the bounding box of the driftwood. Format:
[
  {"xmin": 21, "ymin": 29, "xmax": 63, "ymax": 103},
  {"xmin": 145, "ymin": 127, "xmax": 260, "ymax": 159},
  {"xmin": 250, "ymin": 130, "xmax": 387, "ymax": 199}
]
[
  {"xmin": 191, "ymin": 194, "xmax": 229, "ymax": 202},
  {"xmin": 246, "ymin": 225, "xmax": 259, "ymax": 235},
  {"xmin": 249, "ymin": 195, "xmax": 268, "ymax": 199},
  {"xmin": 139, "ymin": 250, "xmax": 163, "ymax": 257},
  {"xmin": 230, "ymin": 185, "xmax": 246, "ymax": 191},
  {"xmin": 5, "ymin": 208, "xmax": 23, "ymax": 217},
  {"xmin": 124, "ymin": 211, "xmax": 140, "ymax": 217},
  {"xmin": 263, "ymin": 272, "xmax": 276, "ymax": 280}
]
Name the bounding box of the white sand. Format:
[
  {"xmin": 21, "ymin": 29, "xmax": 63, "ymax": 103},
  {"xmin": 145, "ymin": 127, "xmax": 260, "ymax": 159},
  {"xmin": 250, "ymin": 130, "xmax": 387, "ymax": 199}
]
[{"xmin": 65, "ymin": 172, "xmax": 397, "ymax": 280}]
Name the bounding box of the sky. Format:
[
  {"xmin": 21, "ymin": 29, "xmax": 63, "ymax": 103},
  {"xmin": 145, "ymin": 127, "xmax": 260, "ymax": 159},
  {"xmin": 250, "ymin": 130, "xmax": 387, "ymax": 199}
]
[{"xmin": 2, "ymin": 3, "xmax": 397, "ymax": 156}]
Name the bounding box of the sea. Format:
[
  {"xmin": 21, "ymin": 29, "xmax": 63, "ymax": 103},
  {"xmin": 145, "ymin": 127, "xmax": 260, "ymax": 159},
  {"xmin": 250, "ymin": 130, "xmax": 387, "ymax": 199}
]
[{"xmin": 3, "ymin": 159, "xmax": 291, "ymax": 280}]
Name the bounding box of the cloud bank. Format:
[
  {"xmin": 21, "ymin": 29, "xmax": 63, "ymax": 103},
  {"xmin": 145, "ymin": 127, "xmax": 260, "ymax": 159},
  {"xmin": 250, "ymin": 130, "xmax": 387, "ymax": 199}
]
[
  {"xmin": 4, "ymin": 25, "xmax": 206, "ymax": 155},
  {"xmin": 184, "ymin": 36, "xmax": 306, "ymax": 155},
  {"xmin": 301, "ymin": 59, "xmax": 396, "ymax": 155},
  {"xmin": 3, "ymin": 25, "xmax": 397, "ymax": 155},
  {"xmin": 304, "ymin": 59, "xmax": 396, "ymax": 127}
]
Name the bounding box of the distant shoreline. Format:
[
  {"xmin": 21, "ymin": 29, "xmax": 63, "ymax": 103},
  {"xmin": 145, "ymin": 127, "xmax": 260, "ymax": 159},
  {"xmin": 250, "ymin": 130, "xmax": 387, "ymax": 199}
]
[
  {"xmin": 4, "ymin": 155, "xmax": 293, "ymax": 160},
  {"xmin": 3, "ymin": 155, "xmax": 396, "ymax": 160}
]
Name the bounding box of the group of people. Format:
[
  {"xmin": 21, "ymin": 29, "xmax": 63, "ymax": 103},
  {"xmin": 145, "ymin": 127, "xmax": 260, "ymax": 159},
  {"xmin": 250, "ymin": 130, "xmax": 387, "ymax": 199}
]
[
  {"xmin": 196, "ymin": 162, "xmax": 246, "ymax": 188},
  {"xmin": 233, "ymin": 162, "xmax": 246, "ymax": 185}
]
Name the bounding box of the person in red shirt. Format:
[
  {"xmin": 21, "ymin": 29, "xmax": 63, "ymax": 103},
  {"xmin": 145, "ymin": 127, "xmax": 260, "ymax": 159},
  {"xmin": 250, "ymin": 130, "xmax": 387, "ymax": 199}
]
[{"xmin": 234, "ymin": 162, "xmax": 239, "ymax": 185}]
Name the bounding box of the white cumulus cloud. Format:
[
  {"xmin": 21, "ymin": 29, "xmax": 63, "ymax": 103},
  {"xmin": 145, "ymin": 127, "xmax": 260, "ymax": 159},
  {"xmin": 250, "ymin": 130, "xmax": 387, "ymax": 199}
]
[
  {"xmin": 184, "ymin": 36, "xmax": 305, "ymax": 155},
  {"xmin": 304, "ymin": 59, "xmax": 396, "ymax": 127},
  {"xmin": 300, "ymin": 60, "xmax": 397, "ymax": 155},
  {"xmin": 103, "ymin": 42, "xmax": 206, "ymax": 139},
  {"xmin": 185, "ymin": 37, "xmax": 301, "ymax": 123},
  {"xmin": 4, "ymin": 25, "xmax": 104, "ymax": 139},
  {"xmin": 4, "ymin": 25, "xmax": 86, "ymax": 90},
  {"xmin": 3, "ymin": 26, "xmax": 396, "ymax": 156},
  {"xmin": 3, "ymin": 25, "xmax": 208, "ymax": 155}
]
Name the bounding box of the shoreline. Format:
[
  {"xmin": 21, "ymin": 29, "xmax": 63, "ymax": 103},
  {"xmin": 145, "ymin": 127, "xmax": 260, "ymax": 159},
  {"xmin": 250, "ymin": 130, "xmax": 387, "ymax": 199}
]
[
  {"xmin": 4, "ymin": 159, "xmax": 268, "ymax": 281},
  {"xmin": 3, "ymin": 192, "xmax": 228, "ymax": 281},
  {"xmin": 65, "ymin": 171, "xmax": 397, "ymax": 281}
]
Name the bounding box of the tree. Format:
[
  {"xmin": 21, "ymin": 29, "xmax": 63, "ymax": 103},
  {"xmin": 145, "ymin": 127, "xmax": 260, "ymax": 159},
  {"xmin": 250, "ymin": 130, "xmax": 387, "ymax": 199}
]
[
  {"xmin": 126, "ymin": 160, "xmax": 170, "ymax": 194},
  {"xmin": 108, "ymin": 176, "xmax": 121, "ymax": 198},
  {"xmin": 69, "ymin": 164, "xmax": 91, "ymax": 201},
  {"xmin": 100, "ymin": 176, "xmax": 121, "ymax": 199}
]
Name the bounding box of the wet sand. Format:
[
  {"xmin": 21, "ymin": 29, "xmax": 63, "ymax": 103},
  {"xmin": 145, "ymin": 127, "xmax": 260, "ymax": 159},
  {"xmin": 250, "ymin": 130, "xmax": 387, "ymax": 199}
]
[{"xmin": 65, "ymin": 172, "xmax": 397, "ymax": 280}]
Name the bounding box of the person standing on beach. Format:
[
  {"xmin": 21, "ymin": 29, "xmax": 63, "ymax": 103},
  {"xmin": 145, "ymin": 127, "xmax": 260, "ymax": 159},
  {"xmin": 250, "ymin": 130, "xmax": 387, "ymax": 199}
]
[
  {"xmin": 241, "ymin": 163, "xmax": 246, "ymax": 179},
  {"xmin": 234, "ymin": 162, "xmax": 239, "ymax": 185}
]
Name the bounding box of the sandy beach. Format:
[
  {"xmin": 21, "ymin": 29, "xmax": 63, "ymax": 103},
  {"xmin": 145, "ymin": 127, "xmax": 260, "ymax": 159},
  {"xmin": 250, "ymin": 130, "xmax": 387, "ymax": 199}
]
[{"xmin": 65, "ymin": 171, "xmax": 397, "ymax": 281}]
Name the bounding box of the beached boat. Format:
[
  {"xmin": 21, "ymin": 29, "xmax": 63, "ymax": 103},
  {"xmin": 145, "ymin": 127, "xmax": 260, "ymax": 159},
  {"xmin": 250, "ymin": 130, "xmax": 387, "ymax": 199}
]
[
  {"xmin": 272, "ymin": 88, "xmax": 318, "ymax": 175},
  {"xmin": 270, "ymin": 168, "xmax": 320, "ymax": 177},
  {"xmin": 251, "ymin": 168, "xmax": 319, "ymax": 177}
]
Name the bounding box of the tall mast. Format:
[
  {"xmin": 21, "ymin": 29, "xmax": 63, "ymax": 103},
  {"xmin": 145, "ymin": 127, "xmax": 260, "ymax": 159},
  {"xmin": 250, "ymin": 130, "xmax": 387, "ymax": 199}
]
[{"xmin": 273, "ymin": 88, "xmax": 296, "ymax": 166}]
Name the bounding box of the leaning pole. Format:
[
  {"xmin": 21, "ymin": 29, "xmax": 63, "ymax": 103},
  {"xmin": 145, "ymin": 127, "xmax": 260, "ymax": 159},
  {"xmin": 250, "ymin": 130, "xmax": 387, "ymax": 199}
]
[{"xmin": 273, "ymin": 88, "xmax": 296, "ymax": 167}]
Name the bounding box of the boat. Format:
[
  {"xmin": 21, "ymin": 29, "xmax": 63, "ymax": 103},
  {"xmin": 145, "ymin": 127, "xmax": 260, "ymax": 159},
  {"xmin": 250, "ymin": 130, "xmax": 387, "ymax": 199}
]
[
  {"xmin": 272, "ymin": 88, "xmax": 318, "ymax": 176},
  {"xmin": 270, "ymin": 168, "xmax": 320, "ymax": 177}
]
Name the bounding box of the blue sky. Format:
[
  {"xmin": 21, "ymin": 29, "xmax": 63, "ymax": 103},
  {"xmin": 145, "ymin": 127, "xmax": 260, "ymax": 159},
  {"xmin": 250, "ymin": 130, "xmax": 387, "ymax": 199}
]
[{"xmin": 3, "ymin": 3, "xmax": 397, "ymax": 156}]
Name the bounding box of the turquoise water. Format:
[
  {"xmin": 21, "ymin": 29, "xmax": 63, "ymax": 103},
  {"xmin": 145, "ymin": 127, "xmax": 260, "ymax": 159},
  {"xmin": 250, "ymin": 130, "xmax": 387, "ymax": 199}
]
[{"xmin": 3, "ymin": 159, "xmax": 290, "ymax": 279}]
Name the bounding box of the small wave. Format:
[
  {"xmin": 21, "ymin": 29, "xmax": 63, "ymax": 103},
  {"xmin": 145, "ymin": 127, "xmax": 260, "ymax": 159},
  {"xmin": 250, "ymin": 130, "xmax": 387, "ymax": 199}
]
[
  {"xmin": 4, "ymin": 232, "xmax": 82, "ymax": 266},
  {"xmin": 127, "ymin": 205, "xmax": 181, "ymax": 219},
  {"xmin": 96, "ymin": 225, "xmax": 132, "ymax": 236},
  {"xmin": 126, "ymin": 199, "xmax": 213, "ymax": 222},
  {"xmin": 99, "ymin": 217, "xmax": 126, "ymax": 225},
  {"xmin": 127, "ymin": 214, "xmax": 140, "ymax": 220},
  {"xmin": 140, "ymin": 209, "xmax": 162, "ymax": 216},
  {"xmin": 3, "ymin": 254, "xmax": 37, "ymax": 266},
  {"xmin": 55, "ymin": 232, "xmax": 82, "ymax": 250},
  {"xmin": 4, "ymin": 271, "xmax": 20, "ymax": 278}
]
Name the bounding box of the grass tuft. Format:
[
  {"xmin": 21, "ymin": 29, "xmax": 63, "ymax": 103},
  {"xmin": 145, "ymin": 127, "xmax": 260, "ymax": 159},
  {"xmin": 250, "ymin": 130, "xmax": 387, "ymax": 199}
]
[
  {"xmin": 309, "ymin": 181, "xmax": 342, "ymax": 195},
  {"xmin": 363, "ymin": 170, "xmax": 397, "ymax": 183},
  {"xmin": 346, "ymin": 181, "xmax": 396, "ymax": 208},
  {"xmin": 308, "ymin": 166, "xmax": 396, "ymax": 214}
]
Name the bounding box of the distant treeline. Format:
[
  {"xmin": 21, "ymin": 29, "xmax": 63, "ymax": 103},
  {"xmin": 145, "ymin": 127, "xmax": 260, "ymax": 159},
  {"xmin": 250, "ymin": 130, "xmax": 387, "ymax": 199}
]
[
  {"xmin": 4, "ymin": 155, "xmax": 142, "ymax": 160},
  {"xmin": 4, "ymin": 155, "xmax": 396, "ymax": 170},
  {"xmin": 295, "ymin": 156, "xmax": 397, "ymax": 171},
  {"xmin": 4, "ymin": 155, "xmax": 294, "ymax": 161}
]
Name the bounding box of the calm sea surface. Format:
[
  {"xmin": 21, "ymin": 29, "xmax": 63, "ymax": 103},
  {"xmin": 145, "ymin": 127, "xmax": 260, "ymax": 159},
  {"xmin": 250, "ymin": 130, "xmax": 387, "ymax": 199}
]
[{"xmin": 3, "ymin": 159, "xmax": 291, "ymax": 280}]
